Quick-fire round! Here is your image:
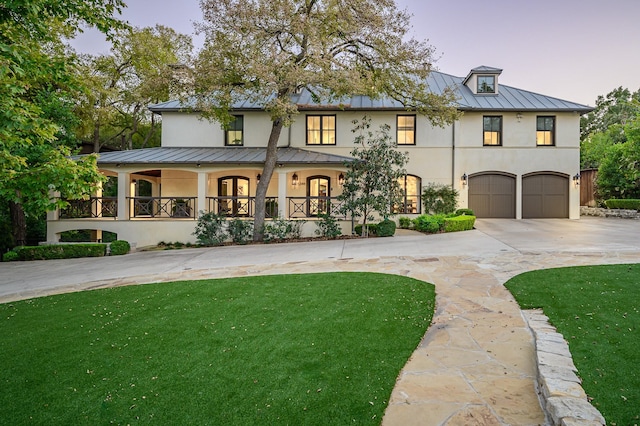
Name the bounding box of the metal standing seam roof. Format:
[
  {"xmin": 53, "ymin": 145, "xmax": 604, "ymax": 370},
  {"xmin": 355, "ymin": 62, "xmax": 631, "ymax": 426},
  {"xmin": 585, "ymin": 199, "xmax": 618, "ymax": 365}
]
[
  {"xmin": 149, "ymin": 69, "xmax": 593, "ymax": 113},
  {"xmin": 92, "ymin": 147, "xmax": 355, "ymax": 166}
]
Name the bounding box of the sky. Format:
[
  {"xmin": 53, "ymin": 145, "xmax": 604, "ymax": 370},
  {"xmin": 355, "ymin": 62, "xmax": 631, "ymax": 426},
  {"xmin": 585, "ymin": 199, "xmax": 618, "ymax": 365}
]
[{"xmin": 71, "ymin": 0, "xmax": 640, "ymax": 107}]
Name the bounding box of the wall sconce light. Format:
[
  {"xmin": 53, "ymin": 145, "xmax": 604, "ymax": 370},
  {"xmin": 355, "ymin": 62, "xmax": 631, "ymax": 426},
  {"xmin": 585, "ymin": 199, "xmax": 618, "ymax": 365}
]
[
  {"xmin": 291, "ymin": 173, "xmax": 299, "ymax": 187},
  {"xmin": 516, "ymin": 113, "xmax": 523, "ymax": 122},
  {"xmin": 338, "ymin": 172, "xmax": 345, "ymax": 186},
  {"xmin": 573, "ymin": 173, "xmax": 580, "ymax": 186},
  {"xmin": 461, "ymin": 173, "xmax": 468, "ymax": 186},
  {"xmin": 257, "ymin": 173, "xmax": 261, "ymax": 182}
]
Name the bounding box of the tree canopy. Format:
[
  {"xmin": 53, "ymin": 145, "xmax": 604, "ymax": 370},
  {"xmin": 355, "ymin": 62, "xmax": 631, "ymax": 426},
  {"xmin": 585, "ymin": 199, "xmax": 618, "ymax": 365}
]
[{"xmin": 191, "ymin": 0, "xmax": 460, "ymax": 241}]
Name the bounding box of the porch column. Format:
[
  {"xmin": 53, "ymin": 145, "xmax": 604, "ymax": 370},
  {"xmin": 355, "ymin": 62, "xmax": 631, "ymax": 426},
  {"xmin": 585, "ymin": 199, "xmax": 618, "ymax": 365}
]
[
  {"xmin": 277, "ymin": 170, "xmax": 288, "ymax": 218},
  {"xmin": 117, "ymin": 171, "xmax": 130, "ymax": 220},
  {"xmin": 92, "ymin": 182, "xmax": 103, "ymax": 242},
  {"xmin": 46, "ymin": 190, "xmax": 60, "ymax": 242},
  {"xmin": 197, "ymin": 171, "xmax": 207, "ymax": 217}
]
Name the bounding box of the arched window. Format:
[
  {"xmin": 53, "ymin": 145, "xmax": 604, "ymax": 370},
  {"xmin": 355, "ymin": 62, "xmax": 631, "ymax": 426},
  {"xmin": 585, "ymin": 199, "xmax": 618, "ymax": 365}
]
[
  {"xmin": 307, "ymin": 175, "xmax": 330, "ymax": 216},
  {"xmin": 218, "ymin": 176, "xmax": 250, "ymax": 216},
  {"xmin": 397, "ymin": 175, "xmax": 421, "ymax": 214}
]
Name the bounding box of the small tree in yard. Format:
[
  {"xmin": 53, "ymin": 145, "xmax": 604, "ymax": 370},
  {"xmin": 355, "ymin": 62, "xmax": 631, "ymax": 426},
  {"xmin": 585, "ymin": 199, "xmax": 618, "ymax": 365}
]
[
  {"xmin": 191, "ymin": 0, "xmax": 459, "ymax": 242},
  {"xmin": 339, "ymin": 117, "xmax": 408, "ymax": 237}
]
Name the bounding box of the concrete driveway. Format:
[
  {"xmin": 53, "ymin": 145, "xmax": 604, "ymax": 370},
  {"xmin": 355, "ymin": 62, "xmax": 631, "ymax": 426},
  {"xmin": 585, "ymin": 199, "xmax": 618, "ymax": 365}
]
[{"xmin": 1, "ymin": 216, "xmax": 639, "ymax": 302}]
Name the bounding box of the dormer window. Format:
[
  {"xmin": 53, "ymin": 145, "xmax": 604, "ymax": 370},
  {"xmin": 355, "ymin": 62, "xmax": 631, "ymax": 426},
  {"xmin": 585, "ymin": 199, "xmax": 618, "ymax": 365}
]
[{"xmin": 477, "ymin": 75, "xmax": 495, "ymax": 94}]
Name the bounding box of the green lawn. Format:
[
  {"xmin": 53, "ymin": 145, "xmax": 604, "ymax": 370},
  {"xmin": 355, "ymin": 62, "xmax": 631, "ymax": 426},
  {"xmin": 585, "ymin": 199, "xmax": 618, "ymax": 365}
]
[
  {"xmin": 505, "ymin": 264, "xmax": 640, "ymax": 426},
  {"xmin": 0, "ymin": 272, "xmax": 434, "ymax": 425}
]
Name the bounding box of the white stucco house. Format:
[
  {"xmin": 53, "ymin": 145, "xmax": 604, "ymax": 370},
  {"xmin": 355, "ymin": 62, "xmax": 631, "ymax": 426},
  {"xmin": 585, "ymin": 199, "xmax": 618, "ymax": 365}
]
[{"xmin": 47, "ymin": 66, "xmax": 593, "ymax": 247}]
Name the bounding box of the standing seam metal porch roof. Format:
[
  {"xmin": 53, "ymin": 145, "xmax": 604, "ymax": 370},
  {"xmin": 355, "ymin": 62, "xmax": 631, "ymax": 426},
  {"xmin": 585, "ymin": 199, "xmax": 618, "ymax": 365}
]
[
  {"xmin": 93, "ymin": 147, "xmax": 355, "ymax": 165},
  {"xmin": 149, "ymin": 69, "xmax": 593, "ymax": 113}
]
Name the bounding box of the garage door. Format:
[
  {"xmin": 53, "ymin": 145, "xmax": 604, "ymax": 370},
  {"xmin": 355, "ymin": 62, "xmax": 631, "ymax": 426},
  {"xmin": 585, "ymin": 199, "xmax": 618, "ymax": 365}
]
[
  {"xmin": 469, "ymin": 173, "xmax": 516, "ymax": 218},
  {"xmin": 522, "ymin": 173, "xmax": 569, "ymax": 218}
]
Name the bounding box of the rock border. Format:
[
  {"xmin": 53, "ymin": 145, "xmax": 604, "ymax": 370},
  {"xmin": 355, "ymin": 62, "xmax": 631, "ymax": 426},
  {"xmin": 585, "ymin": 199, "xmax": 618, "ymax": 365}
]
[
  {"xmin": 523, "ymin": 309, "xmax": 606, "ymax": 426},
  {"xmin": 581, "ymin": 206, "xmax": 640, "ymax": 219}
]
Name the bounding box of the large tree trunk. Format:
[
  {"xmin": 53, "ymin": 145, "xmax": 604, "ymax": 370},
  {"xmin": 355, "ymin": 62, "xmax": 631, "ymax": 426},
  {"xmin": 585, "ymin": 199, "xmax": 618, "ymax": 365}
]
[
  {"xmin": 253, "ymin": 118, "xmax": 285, "ymax": 242},
  {"xmin": 93, "ymin": 122, "xmax": 101, "ymax": 153},
  {"xmin": 9, "ymin": 200, "xmax": 26, "ymax": 247}
]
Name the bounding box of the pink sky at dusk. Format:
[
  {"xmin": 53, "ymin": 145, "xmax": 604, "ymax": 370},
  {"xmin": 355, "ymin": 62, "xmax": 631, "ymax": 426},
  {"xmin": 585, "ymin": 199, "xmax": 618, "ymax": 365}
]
[{"xmin": 71, "ymin": 0, "xmax": 640, "ymax": 107}]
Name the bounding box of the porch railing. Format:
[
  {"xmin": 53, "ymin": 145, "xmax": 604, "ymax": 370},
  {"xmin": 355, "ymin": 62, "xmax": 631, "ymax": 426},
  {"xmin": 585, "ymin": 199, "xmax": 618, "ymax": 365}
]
[
  {"xmin": 60, "ymin": 197, "xmax": 117, "ymax": 219},
  {"xmin": 288, "ymin": 197, "xmax": 347, "ymax": 219},
  {"xmin": 128, "ymin": 197, "xmax": 197, "ymax": 219},
  {"xmin": 207, "ymin": 196, "xmax": 279, "ymax": 218}
]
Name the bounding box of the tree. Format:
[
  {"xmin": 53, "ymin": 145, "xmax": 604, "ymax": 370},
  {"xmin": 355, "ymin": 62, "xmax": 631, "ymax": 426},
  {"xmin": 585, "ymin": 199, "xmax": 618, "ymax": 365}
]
[
  {"xmin": 338, "ymin": 117, "xmax": 408, "ymax": 236},
  {"xmin": 581, "ymin": 87, "xmax": 640, "ymax": 142},
  {"xmin": 596, "ymin": 117, "xmax": 640, "ymax": 200},
  {"xmin": 75, "ymin": 25, "xmax": 193, "ymax": 152},
  {"xmin": 0, "ymin": 0, "xmax": 126, "ymax": 246},
  {"xmin": 192, "ymin": 0, "xmax": 459, "ymax": 241}
]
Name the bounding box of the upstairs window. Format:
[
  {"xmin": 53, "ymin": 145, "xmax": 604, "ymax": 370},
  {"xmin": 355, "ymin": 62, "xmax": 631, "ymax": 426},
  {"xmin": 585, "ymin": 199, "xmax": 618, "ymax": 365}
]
[
  {"xmin": 477, "ymin": 75, "xmax": 495, "ymax": 94},
  {"xmin": 225, "ymin": 115, "xmax": 244, "ymax": 146},
  {"xmin": 306, "ymin": 115, "xmax": 336, "ymax": 145},
  {"xmin": 536, "ymin": 116, "xmax": 555, "ymax": 146},
  {"xmin": 397, "ymin": 115, "xmax": 416, "ymax": 145},
  {"xmin": 483, "ymin": 116, "xmax": 502, "ymax": 146}
]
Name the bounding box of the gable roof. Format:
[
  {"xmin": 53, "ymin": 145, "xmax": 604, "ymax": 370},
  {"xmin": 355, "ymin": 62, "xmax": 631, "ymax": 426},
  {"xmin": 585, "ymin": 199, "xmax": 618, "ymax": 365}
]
[
  {"xmin": 90, "ymin": 147, "xmax": 354, "ymax": 166},
  {"xmin": 149, "ymin": 69, "xmax": 593, "ymax": 114}
]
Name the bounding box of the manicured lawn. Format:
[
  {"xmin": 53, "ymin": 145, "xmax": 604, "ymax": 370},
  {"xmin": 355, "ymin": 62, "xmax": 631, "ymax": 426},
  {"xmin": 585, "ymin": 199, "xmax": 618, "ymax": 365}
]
[
  {"xmin": 0, "ymin": 272, "xmax": 434, "ymax": 425},
  {"xmin": 505, "ymin": 264, "xmax": 640, "ymax": 426}
]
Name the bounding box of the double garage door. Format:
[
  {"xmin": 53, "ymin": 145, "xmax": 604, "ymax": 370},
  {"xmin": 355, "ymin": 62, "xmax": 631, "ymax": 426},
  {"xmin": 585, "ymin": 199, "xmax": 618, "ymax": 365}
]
[{"xmin": 469, "ymin": 173, "xmax": 568, "ymax": 218}]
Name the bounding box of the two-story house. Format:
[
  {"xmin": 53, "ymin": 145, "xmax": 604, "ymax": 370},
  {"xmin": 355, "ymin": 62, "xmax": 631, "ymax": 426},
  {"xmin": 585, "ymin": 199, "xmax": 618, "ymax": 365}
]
[{"xmin": 47, "ymin": 66, "xmax": 593, "ymax": 247}]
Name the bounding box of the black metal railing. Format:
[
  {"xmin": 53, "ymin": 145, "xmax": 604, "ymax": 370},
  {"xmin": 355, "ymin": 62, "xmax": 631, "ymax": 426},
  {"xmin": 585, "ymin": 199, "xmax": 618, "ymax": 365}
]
[
  {"xmin": 288, "ymin": 197, "xmax": 347, "ymax": 219},
  {"xmin": 60, "ymin": 197, "xmax": 118, "ymax": 219},
  {"xmin": 206, "ymin": 196, "xmax": 279, "ymax": 218},
  {"xmin": 128, "ymin": 197, "xmax": 197, "ymax": 219}
]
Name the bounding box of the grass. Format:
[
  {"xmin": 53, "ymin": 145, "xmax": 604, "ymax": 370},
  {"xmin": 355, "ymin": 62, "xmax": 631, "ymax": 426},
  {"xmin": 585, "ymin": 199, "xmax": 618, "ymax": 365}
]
[
  {"xmin": 505, "ymin": 264, "xmax": 640, "ymax": 426},
  {"xmin": 0, "ymin": 272, "xmax": 434, "ymax": 425}
]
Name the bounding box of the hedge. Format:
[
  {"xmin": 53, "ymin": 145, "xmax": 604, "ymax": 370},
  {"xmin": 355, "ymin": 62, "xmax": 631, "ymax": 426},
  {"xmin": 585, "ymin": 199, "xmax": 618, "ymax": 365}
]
[
  {"xmin": 443, "ymin": 215, "xmax": 476, "ymax": 232},
  {"xmin": 376, "ymin": 219, "xmax": 396, "ymax": 237},
  {"xmin": 109, "ymin": 240, "xmax": 131, "ymax": 255},
  {"xmin": 9, "ymin": 244, "xmax": 107, "ymax": 261},
  {"xmin": 354, "ymin": 223, "xmax": 378, "ymax": 236},
  {"xmin": 412, "ymin": 214, "xmax": 445, "ymax": 233},
  {"xmin": 605, "ymin": 199, "xmax": 640, "ymax": 210}
]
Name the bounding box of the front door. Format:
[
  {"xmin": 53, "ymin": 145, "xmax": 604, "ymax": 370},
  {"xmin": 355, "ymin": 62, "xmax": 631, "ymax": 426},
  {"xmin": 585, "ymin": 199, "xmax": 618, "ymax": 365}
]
[
  {"xmin": 219, "ymin": 176, "xmax": 250, "ymax": 216},
  {"xmin": 307, "ymin": 176, "xmax": 330, "ymax": 216}
]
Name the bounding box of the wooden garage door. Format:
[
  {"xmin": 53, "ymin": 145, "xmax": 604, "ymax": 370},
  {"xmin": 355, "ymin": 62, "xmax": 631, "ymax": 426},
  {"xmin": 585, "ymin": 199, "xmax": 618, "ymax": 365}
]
[
  {"xmin": 469, "ymin": 174, "xmax": 516, "ymax": 218},
  {"xmin": 522, "ymin": 174, "xmax": 569, "ymax": 218}
]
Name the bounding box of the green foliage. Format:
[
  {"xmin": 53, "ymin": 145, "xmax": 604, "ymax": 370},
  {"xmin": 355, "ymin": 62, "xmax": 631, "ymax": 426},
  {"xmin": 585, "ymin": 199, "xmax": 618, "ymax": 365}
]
[
  {"xmin": 2, "ymin": 251, "xmax": 19, "ymax": 262},
  {"xmin": 604, "ymin": 199, "xmax": 640, "ymax": 210},
  {"xmin": 192, "ymin": 211, "xmax": 227, "ymax": 246},
  {"xmin": 454, "ymin": 208, "xmax": 475, "ymax": 216},
  {"xmin": 338, "ymin": 117, "xmax": 409, "ymax": 231},
  {"xmin": 376, "ymin": 219, "xmax": 396, "ymax": 237},
  {"xmin": 443, "ymin": 215, "xmax": 476, "ymax": 232},
  {"xmin": 422, "ymin": 183, "xmax": 459, "ymax": 215},
  {"xmin": 596, "ymin": 121, "xmax": 640, "ymax": 200},
  {"xmin": 580, "ymin": 87, "xmax": 640, "ymax": 142},
  {"xmin": 354, "ymin": 224, "xmax": 378, "ymax": 236},
  {"xmin": 227, "ymin": 219, "xmax": 254, "ymax": 244},
  {"xmin": 412, "ymin": 214, "xmax": 445, "ymax": 234},
  {"xmin": 314, "ymin": 213, "xmax": 342, "ymax": 239},
  {"xmin": 13, "ymin": 244, "xmax": 106, "ymax": 261},
  {"xmin": 505, "ymin": 264, "xmax": 640, "ymax": 425},
  {"xmin": 109, "ymin": 240, "xmax": 130, "ymax": 255},
  {"xmin": 0, "ymin": 272, "xmax": 435, "ymax": 424},
  {"xmin": 60, "ymin": 229, "xmax": 117, "ymax": 243},
  {"xmin": 398, "ymin": 216, "xmax": 412, "ymax": 229},
  {"xmin": 262, "ymin": 218, "xmax": 306, "ymax": 242}
]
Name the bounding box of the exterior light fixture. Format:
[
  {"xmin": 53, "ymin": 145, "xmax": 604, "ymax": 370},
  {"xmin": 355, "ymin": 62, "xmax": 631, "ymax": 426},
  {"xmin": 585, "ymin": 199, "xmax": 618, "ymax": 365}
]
[
  {"xmin": 257, "ymin": 173, "xmax": 261, "ymax": 182},
  {"xmin": 461, "ymin": 173, "xmax": 468, "ymax": 186},
  {"xmin": 292, "ymin": 173, "xmax": 299, "ymax": 186},
  {"xmin": 573, "ymin": 173, "xmax": 580, "ymax": 185},
  {"xmin": 338, "ymin": 172, "xmax": 345, "ymax": 186}
]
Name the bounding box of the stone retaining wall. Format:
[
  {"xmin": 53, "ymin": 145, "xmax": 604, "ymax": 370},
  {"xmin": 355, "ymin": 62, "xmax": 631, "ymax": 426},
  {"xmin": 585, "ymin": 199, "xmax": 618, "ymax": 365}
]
[{"xmin": 581, "ymin": 206, "xmax": 640, "ymax": 219}]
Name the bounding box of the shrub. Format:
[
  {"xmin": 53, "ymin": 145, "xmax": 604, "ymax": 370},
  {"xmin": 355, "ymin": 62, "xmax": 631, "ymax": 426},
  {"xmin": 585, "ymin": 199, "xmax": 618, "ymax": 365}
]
[
  {"xmin": 193, "ymin": 211, "xmax": 227, "ymax": 246},
  {"xmin": 288, "ymin": 220, "xmax": 306, "ymax": 239},
  {"xmin": 263, "ymin": 218, "xmax": 306, "ymax": 242},
  {"xmin": 443, "ymin": 215, "xmax": 476, "ymax": 232},
  {"xmin": 605, "ymin": 199, "xmax": 640, "ymax": 210},
  {"xmin": 412, "ymin": 214, "xmax": 445, "ymax": 234},
  {"xmin": 109, "ymin": 240, "xmax": 130, "ymax": 255},
  {"xmin": 315, "ymin": 213, "xmax": 342, "ymax": 239},
  {"xmin": 376, "ymin": 219, "xmax": 396, "ymax": 237},
  {"xmin": 398, "ymin": 216, "xmax": 412, "ymax": 229},
  {"xmin": 3, "ymin": 250, "xmax": 18, "ymax": 262},
  {"xmin": 422, "ymin": 183, "xmax": 458, "ymax": 215},
  {"xmin": 454, "ymin": 208, "xmax": 474, "ymax": 216},
  {"xmin": 354, "ymin": 223, "xmax": 378, "ymax": 236},
  {"xmin": 227, "ymin": 219, "xmax": 254, "ymax": 244},
  {"xmin": 13, "ymin": 244, "xmax": 106, "ymax": 261}
]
